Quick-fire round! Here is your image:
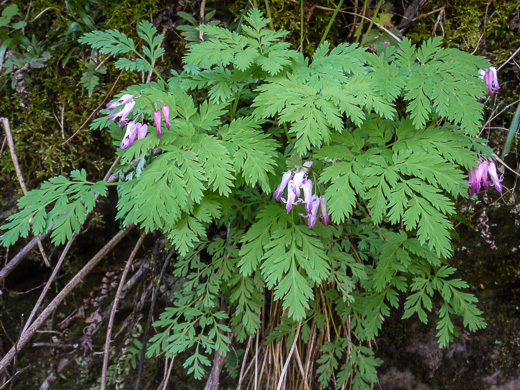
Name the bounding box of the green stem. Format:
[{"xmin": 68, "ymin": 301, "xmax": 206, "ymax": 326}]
[
  {"xmin": 283, "ymin": 122, "xmax": 294, "ymax": 145},
  {"xmin": 319, "ymin": 0, "xmax": 344, "ymax": 47},
  {"xmin": 355, "ymin": 0, "xmax": 370, "ymax": 43},
  {"xmin": 327, "ymin": 296, "xmax": 340, "ymax": 339},
  {"xmin": 230, "ymin": 85, "xmax": 244, "ymax": 121},
  {"xmin": 501, "ymin": 101, "xmax": 520, "ymax": 159},
  {"xmin": 300, "ymin": 0, "xmax": 304, "ymax": 52},
  {"xmin": 104, "ymin": 182, "xmax": 124, "ymax": 186},
  {"xmin": 140, "ymin": 94, "xmax": 157, "ymax": 109},
  {"xmin": 264, "ymin": 0, "xmax": 274, "ymax": 29},
  {"xmin": 362, "ymin": 0, "xmax": 384, "ymax": 44},
  {"xmin": 231, "ymin": 197, "xmax": 255, "ymax": 225},
  {"xmin": 236, "ymin": 1, "xmax": 251, "ymax": 34},
  {"xmin": 135, "ymin": 51, "xmax": 166, "ymax": 84}
]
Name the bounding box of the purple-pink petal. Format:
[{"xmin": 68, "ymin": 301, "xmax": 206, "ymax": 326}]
[
  {"xmin": 137, "ymin": 123, "xmax": 148, "ymax": 140},
  {"xmin": 307, "ymin": 195, "xmax": 320, "ymax": 228},
  {"xmin": 119, "ymin": 101, "xmax": 136, "ymax": 123},
  {"xmin": 107, "ymin": 94, "xmax": 134, "ymax": 110},
  {"xmin": 161, "ymin": 105, "xmax": 171, "ymax": 131},
  {"xmin": 120, "ymin": 121, "xmax": 138, "ymax": 150},
  {"xmin": 285, "ymin": 180, "xmax": 298, "ymax": 213},
  {"xmin": 479, "ymin": 67, "xmax": 500, "ymax": 96},
  {"xmin": 319, "ymin": 196, "xmax": 330, "ymax": 226},
  {"xmin": 153, "ymin": 111, "xmax": 162, "ymax": 138},
  {"xmin": 487, "ymin": 160, "xmax": 503, "ymax": 193},
  {"xmin": 274, "ymin": 171, "xmax": 292, "ymax": 200},
  {"xmin": 302, "ymin": 179, "xmax": 313, "ymax": 212}
]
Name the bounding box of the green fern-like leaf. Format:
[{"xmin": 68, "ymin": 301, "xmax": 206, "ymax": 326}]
[{"xmin": 1, "ymin": 169, "xmax": 107, "ymax": 246}]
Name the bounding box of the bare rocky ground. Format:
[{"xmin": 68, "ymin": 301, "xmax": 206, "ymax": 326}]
[{"xmin": 377, "ymin": 193, "xmax": 520, "ymax": 389}]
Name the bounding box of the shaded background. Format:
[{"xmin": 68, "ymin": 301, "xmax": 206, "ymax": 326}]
[{"xmin": 1, "ymin": 0, "xmax": 519, "ymax": 388}]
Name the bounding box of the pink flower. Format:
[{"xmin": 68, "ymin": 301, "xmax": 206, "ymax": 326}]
[
  {"xmin": 478, "ymin": 67, "xmax": 500, "ymax": 96},
  {"xmin": 487, "ymin": 159, "xmax": 503, "ymax": 193},
  {"xmin": 274, "ymin": 171, "xmax": 292, "ymax": 200},
  {"xmin": 153, "ymin": 111, "xmax": 162, "ymax": 138},
  {"xmin": 108, "ymin": 100, "xmax": 135, "ymax": 122},
  {"xmin": 475, "ymin": 160, "xmax": 489, "ymax": 193},
  {"xmin": 302, "ymin": 179, "xmax": 313, "ymax": 212},
  {"xmin": 467, "ymin": 158, "xmax": 503, "ymax": 197},
  {"xmin": 136, "ymin": 123, "xmax": 148, "ymax": 140},
  {"xmin": 120, "ymin": 121, "xmax": 137, "ymax": 150},
  {"xmin": 292, "ymin": 161, "xmax": 313, "ymax": 197},
  {"xmin": 307, "ymin": 195, "xmax": 320, "ymax": 228},
  {"xmin": 284, "ymin": 180, "xmax": 298, "ymax": 213},
  {"xmin": 161, "ymin": 105, "xmax": 171, "ymax": 131},
  {"xmin": 319, "ymin": 196, "xmax": 330, "ymax": 226},
  {"xmin": 107, "ymin": 94, "xmax": 134, "ymax": 110}
]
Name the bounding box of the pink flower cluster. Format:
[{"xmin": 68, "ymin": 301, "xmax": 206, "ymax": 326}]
[
  {"xmin": 467, "ymin": 158, "xmax": 503, "ymax": 197},
  {"xmin": 273, "ymin": 161, "xmax": 330, "ymax": 227},
  {"xmin": 106, "ymin": 94, "xmax": 171, "ymax": 150},
  {"xmin": 478, "ymin": 67, "xmax": 500, "ymax": 96}
]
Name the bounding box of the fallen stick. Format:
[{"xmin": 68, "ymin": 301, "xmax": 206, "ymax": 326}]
[
  {"xmin": 135, "ymin": 248, "xmax": 173, "ymax": 390},
  {"xmin": 100, "ymin": 232, "xmax": 146, "ymax": 390},
  {"xmin": 0, "ymin": 231, "xmax": 51, "ymax": 283},
  {"xmin": 0, "ymin": 223, "xmax": 135, "ymax": 375},
  {"xmin": 39, "ymin": 259, "xmax": 151, "ymax": 390}
]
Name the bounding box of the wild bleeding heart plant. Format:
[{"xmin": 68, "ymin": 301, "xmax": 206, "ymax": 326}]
[{"xmin": 1, "ymin": 10, "xmax": 499, "ymax": 388}]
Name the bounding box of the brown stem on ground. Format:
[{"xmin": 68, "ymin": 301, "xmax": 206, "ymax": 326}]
[
  {"xmin": 100, "ymin": 232, "xmax": 146, "ymax": 390},
  {"xmin": 204, "ymin": 351, "xmax": 228, "ymax": 390},
  {"xmin": 135, "ymin": 247, "xmax": 174, "ymax": 390},
  {"xmin": 38, "ymin": 259, "xmax": 150, "ymax": 390},
  {"xmin": 0, "ymin": 223, "xmax": 135, "ymax": 375},
  {"xmin": 0, "ymin": 232, "xmax": 50, "ymax": 283}
]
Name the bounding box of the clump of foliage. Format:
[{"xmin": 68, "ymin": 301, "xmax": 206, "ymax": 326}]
[{"xmin": 1, "ymin": 9, "xmax": 493, "ymax": 388}]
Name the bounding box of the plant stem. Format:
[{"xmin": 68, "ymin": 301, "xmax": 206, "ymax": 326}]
[
  {"xmin": 230, "ymin": 85, "xmax": 244, "ymax": 121},
  {"xmin": 362, "ymin": 0, "xmax": 384, "ymax": 44},
  {"xmin": 355, "ymin": 0, "xmax": 370, "ymax": 43},
  {"xmin": 264, "ymin": 0, "xmax": 274, "ymax": 29},
  {"xmin": 101, "ymin": 232, "xmax": 146, "ymax": 390},
  {"xmin": 135, "ymin": 248, "xmax": 174, "ymax": 390},
  {"xmin": 319, "ymin": 0, "xmax": 344, "ymax": 47},
  {"xmin": 500, "ymin": 101, "xmax": 520, "ymax": 159},
  {"xmin": 0, "ymin": 224, "xmax": 135, "ymax": 374},
  {"xmin": 0, "ymin": 117, "xmax": 50, "ymax": 267},
  {"xmin": 300, "ymin": 0, "xmax": 304, "ymax": 52},
  {"xmin": 283, "ymin": 122, "xmax": 294, "ymax": 145}
]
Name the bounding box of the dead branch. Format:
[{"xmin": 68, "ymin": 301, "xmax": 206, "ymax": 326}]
[
  {"xmin": 204, "ymin": 351, "xmax": 227, "ymax": 390},
  {"xmin": 39, "ymin": 259, "xmax": 150, "ymax": 390},
  {"xmin": 0, "ymin": 223, "xmax": 135, "ymax": 375},
  {"xmin": 0, "ymin": 232, "xmax": 51, "ymax": 283},
  {"xmin": 237, "ymin": 336, "xmax": 253, "ymax": 390},
  {"xmin": 100, "ymin": 232, "xmax": 146, "ymax": 390},
  {"xmin": 22, "ymin": 237, "xmax": 76, "ymax": 334},
  {"xmin": 276, "ymin": 322, "xmax": 301, "ymax": 390},
  {"xmin": 135, "ymin": 247, "xmax": 174, "ymax": 390}
]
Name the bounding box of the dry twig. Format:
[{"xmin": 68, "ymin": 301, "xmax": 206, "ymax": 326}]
[
  {"xmin": 100, "ymin": 232, "xmax": 146, "ymax": 390},
  {"xmin": 135, "ymin": 247, "xmax": 174, "ymax": 390},
  {"xmin": 276, "ymin": 322, "xmax": 301, "ymax": 390},
  {"xmin": 0, "ymin": 223, "xmax": 135, "ymax": 374}
]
